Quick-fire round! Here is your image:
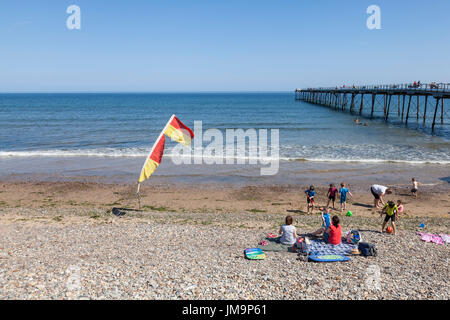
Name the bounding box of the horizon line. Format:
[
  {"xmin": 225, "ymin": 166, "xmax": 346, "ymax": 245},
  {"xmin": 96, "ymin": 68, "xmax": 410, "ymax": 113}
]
[{"xmin": 0, "ymin": 90, "xmax": 294, "ymax": 94}]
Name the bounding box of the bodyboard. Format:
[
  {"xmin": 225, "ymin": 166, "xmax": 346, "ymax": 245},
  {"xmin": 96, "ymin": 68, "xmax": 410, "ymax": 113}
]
[
  {"xmin": 308, "ymin": 254, "xmax": 350, "ymax": 262},
  {"xmin": 244, "ymin": 248, "xmax": 266, "ymax": 260}
]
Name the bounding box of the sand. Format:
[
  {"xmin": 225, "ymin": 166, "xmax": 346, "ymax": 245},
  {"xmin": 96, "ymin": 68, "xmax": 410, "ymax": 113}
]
[{"xmin": 1, "ymin": 180, "xmax": 449, "ymax": 219}]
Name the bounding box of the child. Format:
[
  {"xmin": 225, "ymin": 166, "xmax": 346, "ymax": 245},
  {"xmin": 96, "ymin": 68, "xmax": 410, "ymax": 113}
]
[
  {"xmin": 397, "ymin": 200, "xmax": 404, "ymax": 217},
  {"xmin": 381, "ymin": 201, "xmax": 398, "ymax": 235},
  {"xmin": 278, "ymin": 215, "xmax": 298, "ymax": 245},
  {"xmin": 310, "ymin": 207, "xmax": 331, "ymax": 237},
  {"xmin": 411, "ymin": 178, "xmax": 420, "ymax": 198},
  {"xmin": 339, "ymin": 182, "xmax": 353, "ymax": 212},
  {"xmin": 326, "ymin": 184, "xmax": 338, "ymax": 209},
  {"xmin": 324, "ymin": 216, "xmax": 342, "ymax": 245},
  {"xmin": 305, "ymin": 186, "xmax": 316, "ymax": 214}
]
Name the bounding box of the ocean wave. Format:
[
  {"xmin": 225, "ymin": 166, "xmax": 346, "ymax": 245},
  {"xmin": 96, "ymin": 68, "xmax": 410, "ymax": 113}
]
[
  {"xmin": 286, "ymin": 158, "xmax": 450, "ymax": 165},
  {"xmin": 1, "ymin": 148, "xmax": 449, "ymax": 165}
]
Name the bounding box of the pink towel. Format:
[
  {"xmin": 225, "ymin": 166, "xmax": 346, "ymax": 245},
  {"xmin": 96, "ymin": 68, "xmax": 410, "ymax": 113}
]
[
  {"xmin": 417, "ymin": 233, "xmax": 445, "ymax": 245},
  {"xmin": 439, "ymin": 234, "xmax": 450, "ymax": 243}
]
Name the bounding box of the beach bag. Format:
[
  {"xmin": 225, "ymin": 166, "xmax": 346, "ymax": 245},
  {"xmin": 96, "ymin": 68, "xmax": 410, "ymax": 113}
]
[
  {"xmin": 346, "ymin": 230, "xmax": 362, "ymax": 245},
  {"xmin": 358, "ymin": 242, "xmax": 377, "ymax": 257},
  {"xmin": 295, "ymin": 237, "xmax": 310, "ymax": 254}
]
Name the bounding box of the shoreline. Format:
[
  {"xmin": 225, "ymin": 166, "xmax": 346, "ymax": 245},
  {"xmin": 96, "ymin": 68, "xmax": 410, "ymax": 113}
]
[{"xmin": 1, "ymin": 156, "xmax": 449, "ymax": 187}]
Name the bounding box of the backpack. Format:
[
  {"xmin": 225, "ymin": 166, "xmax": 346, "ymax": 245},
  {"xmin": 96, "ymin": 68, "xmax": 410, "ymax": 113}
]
[
  {"xmin": 358, "ymin": 242, "xmax": 377, "ymax": 257},
  {"xmin": 346, "ymin": 230, "xmax": 362, "ymax": 245}
]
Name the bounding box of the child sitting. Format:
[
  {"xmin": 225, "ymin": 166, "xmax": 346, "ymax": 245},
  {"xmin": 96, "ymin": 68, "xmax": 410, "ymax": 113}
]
[
  {"xmin": 309, "ymin": 207, "xmax": 331, "ymax": 237},
  {"xmin": 278, "ymin": 215, "xmax": 298, "ymax": 245},
  {"xmin": 324, "ymin": 216, "xmax": 342, "ymax": 245}
]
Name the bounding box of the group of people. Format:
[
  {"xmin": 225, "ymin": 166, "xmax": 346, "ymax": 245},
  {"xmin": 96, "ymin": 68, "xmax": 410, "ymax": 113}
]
[
  {"xmin": 354, "ymin": 118, "xmax": 369, "ymax": 126},
  {"xmin": 277, "ymin": 179, "xmax": 421, "ymax": 246},
  {"xmin": 279, "ymin": 210, "xmax": 342, "ymax": 246},
  {"xmin": 304, "ymin": 183, "xmax": 353, "ymax": 214}
]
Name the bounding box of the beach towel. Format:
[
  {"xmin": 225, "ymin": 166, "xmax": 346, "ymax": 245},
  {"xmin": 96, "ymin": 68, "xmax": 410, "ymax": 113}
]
[
  {"xmin": 417, "ymin": 233, "xmax": 446, "ymax": 245},
  {"xmin": 256, "ymin": 236, "xmax": 293, "ymax": 252},
  {"xmin": 439, "ymin": 234, "xmax": 450, "ymax": 243},
  {"xmin": 306, "ymin": 238, "xmax": 358, "ymax": 256},
  {"xmin": 257, "ymin": 236, "xmax": 357, "ymax": 255}
]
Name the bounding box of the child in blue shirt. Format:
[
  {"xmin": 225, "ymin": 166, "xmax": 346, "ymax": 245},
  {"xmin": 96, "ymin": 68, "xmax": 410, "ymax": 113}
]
[
  {"xmin": 309, "ymin": 207, "xmax": 331, "ymax": 237},
  {"xmin": 305, "ymin": 186, "xmax": 316, "ymax": 214},
  {"xmin": 339, "ymin": 182, "xmax": 353, "ymax": 212}
]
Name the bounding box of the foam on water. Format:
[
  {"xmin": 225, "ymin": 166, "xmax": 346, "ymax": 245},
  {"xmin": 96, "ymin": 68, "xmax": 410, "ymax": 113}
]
[{"xmin": 1, "ymin": 146, "xmax": 449, "ymax": 165}]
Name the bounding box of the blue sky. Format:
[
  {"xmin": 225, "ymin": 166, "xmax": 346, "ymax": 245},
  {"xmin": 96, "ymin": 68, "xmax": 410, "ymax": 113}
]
[{"xmin": 1, "ymin": 0, "xmax": 449, "ymax": 92}]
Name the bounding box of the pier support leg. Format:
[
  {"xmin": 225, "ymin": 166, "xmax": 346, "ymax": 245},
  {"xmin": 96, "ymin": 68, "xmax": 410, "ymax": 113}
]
[
  {"xmin": 350, "ymin": 94, "xmax": 355, "ymax": 112},
  {"xmin": 432, "ymin": 98, "xmax": 441, "ymax": 132},
  {"xmin": 417, "ymin": 96, "xmax": 420, "ymax": 120},
  {"xmin": 406, "ymin": 95, "xmax": 412, "ymax": 125},
  {"xmin": 423, "ymin": 96, "xmax": 428, "ymax": 124},
  {"xmin": 370, "ymin": 94, "xmax": 375, "ymax": 118},
  {"xmin": 386, "ymin": 94, "xmax": 392, "ymax": 121},
  {"xmin": 401, "ymin": 95, "xmax": 406, "ymax": 122},
  {"xmin": 360, "ymin": 94, "xmax": 365, "ymax": 115}
]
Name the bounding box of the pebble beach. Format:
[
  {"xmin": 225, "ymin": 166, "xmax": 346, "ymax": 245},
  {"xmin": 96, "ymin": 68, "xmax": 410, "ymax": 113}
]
[{"xmin": 1, "ymin": 205, "xmax": 448, "ymax": 300}]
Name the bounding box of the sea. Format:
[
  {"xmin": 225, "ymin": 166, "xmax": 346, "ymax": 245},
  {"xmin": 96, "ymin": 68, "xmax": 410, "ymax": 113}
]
[{"xmin": 1, "ymin": 93, "xmax": 449, "ymax": 187}]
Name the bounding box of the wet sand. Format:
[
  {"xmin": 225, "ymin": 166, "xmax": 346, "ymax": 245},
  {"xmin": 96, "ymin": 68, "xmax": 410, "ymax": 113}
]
[{"xmin": 0, "ymin": 178, "xmax": 449, "ymax": 220}]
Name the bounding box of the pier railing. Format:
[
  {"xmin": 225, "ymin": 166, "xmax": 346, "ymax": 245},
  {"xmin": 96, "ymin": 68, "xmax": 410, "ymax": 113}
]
[{"xmin": 297, "ymin": 83, "xmax": 450, "ymax": 94}]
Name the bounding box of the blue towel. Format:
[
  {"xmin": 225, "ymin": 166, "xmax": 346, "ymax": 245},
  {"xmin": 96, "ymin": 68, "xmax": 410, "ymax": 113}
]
[{"xmin": 305, "ymin": 238, "xmax": 357, "ymax": 256}]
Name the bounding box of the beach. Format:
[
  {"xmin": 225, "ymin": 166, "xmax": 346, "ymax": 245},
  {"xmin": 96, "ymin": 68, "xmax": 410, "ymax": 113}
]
[
  {"xmin": 0, "ymin": 93, "xmax": 449, "ymax": 300},
  {"xmin": 0, "ymin": 173, "xmax": 449, "ymax": 300}
]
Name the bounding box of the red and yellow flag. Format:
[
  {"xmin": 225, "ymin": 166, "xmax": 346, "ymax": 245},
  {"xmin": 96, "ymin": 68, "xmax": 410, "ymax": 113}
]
[
  {"xmin": 164, "ymin": 116, "xmax": 194, "ymax": 146},
  {"xmin": 138, "ymin": 135, "xmax": 165, "ymax": 183},
  {"xmin": 138, "ymin": 115, "xmax": 194, "ymax": 184}
]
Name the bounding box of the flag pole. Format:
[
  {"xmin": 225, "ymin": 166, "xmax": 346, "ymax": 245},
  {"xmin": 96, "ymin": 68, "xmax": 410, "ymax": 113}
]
[
  {"xmin": 136, "ymin": 115, "xmax": 175, "ymax": 209},
  {"xmin": 137, "ymin": 183, "xmax": 141, "ymax": 210}
]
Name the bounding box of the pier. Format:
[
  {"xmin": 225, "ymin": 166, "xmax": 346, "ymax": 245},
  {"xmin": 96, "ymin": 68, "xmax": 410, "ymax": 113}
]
[{"xmin": 295, "ymin": 83, "xmax": 450, "ymax": 131}]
